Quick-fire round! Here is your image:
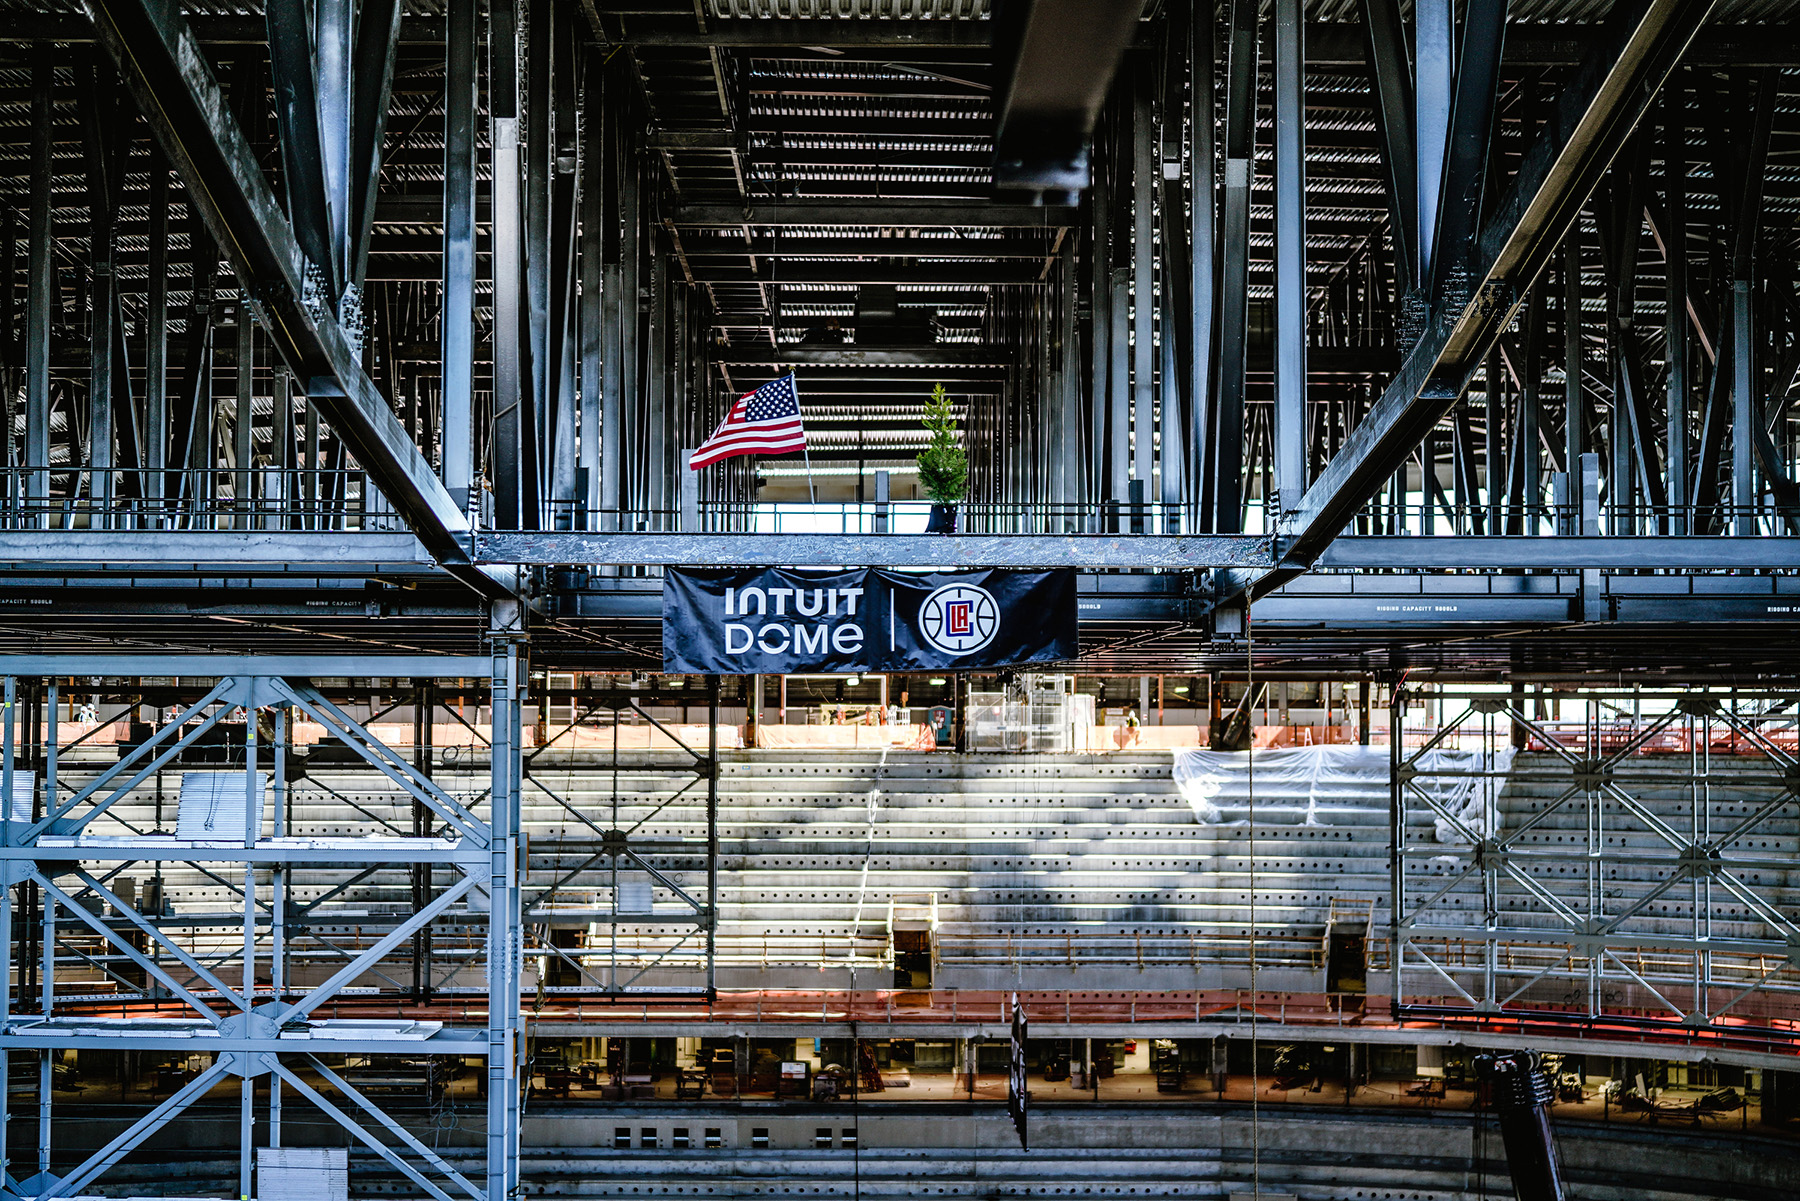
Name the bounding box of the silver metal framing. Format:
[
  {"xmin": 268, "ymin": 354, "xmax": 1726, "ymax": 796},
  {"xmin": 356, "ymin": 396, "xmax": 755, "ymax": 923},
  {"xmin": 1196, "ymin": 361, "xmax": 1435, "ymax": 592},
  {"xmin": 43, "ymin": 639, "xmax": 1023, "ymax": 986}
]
[
  {"xmin": 0, "ymin": 651, "xmax": 522, "ymax": 1201},
  {"xmin": 1390, "ymin": 684, "xmax": 1800, "ymax": 1030},
  {"xmin": 522, "ymin": 682, "xmax": 719, "ymax": 998}
]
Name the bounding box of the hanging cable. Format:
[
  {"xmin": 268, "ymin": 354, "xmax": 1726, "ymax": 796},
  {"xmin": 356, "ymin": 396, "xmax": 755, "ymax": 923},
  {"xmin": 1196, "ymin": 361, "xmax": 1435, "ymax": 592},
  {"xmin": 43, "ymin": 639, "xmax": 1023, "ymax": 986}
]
[{"xmin": 1245, "ymin": 608, "xmax": 1261, "ymax": 1199}]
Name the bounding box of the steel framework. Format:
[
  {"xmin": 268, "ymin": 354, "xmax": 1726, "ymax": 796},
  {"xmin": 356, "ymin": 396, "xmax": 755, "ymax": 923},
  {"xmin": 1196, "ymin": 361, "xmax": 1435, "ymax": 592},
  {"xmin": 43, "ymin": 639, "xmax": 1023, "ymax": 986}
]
[
  {"xmin": 0, "ymin": 651, "xmax": 523, "ymax": 1201},
  {"xmin": 522, "ymin": 683, "xmax": 720, "ymax": 998},
  {"xmin": 1390, "ymin": 684, "xmax": 1800, "ymax": 1033}
]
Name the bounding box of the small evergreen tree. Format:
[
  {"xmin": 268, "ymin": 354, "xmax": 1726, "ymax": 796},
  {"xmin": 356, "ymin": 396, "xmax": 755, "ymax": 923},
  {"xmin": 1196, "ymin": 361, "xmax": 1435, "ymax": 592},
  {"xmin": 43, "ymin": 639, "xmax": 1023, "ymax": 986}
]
[{"xmin": 915, "ymin": 383, "xmax": 968, "ymax": 504}]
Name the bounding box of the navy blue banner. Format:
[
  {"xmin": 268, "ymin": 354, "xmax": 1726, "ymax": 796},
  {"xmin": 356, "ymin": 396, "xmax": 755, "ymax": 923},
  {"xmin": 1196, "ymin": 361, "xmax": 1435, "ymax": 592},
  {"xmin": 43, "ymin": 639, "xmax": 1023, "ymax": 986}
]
[{"xmin": 662, "ymin": 567, "xmax": 1077, "ymax": 675}]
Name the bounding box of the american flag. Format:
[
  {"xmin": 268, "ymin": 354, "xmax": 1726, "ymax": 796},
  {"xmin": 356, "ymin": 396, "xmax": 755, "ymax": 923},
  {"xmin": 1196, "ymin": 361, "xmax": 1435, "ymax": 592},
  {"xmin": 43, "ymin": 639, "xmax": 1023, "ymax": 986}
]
[{"xmin": 687, "ymin": 373, "xmax": 809, "ymax": 470}]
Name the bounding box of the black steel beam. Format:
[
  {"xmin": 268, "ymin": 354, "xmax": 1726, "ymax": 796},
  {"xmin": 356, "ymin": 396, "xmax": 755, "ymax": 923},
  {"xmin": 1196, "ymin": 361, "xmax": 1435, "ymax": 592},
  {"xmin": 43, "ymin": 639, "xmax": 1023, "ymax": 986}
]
[
  {"xmin": 1427, "ymin": 0, "xmax": 1508, "ymax": 310},
  {"xmin": 1359, "ymin": 0, "xmax": 1417, "ymax": 292},
  {"xmin": 1208, "ymin": 0, "xmax": 1258, "ymax": 533},
  {"xmin": 1243, "ymin": 0, "xmax": 1717, "ymax": 594},
  {"xmin": 347, "ymin": 0, "xmax": 405, "ymax": 288},
  {"xmin": 79, "ymin": 0, "xmax": 507, "ymax": 595},
  {"xmin": 989, "ymin": 0, "xmax": 1149, "ymax": 196},
  {"xmin": 264, "ymin": 0, "xmax": 336, "ymax": 298},
  {"xmin": 609, "ymin": 19, "xmax": 1795, "ymax": 67},
  {"xmin": 4, "ymin": 18, "xmax": 1793, "ymax": 67}
]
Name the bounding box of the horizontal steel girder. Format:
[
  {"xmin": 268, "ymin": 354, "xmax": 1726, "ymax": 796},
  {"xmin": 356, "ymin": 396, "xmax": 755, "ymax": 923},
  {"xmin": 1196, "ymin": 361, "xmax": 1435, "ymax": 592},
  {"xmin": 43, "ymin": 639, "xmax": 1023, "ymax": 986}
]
[
  {"xmin": 716, "ymin": 349, "xmax": 1010, "ymax": 370},
  {"xmin": 4, "ymin": 18, "xmax": 1790, "ymax": 67},
  {"xmin": 0, "ymin": 654, "xmax": 490, "ymax": 676},
  {"xmin": 3, "ymin": 533, "xmax": 1798, "ymax": 576},
  {"xmin": 1317, "ymin": 536, "xmax": 1800, "ymax": 570},
  {"xmin": 474, "ymin": 532, "xmax": 1274, "ymax": 570},
  {"xmin": 0, "ymin": 531, "xmax": 432, "ymax": 566},
  {"xmin": 672, "ymin": 201, "xmax": 1076, "ymax": 229},
  {"xmin": 78, "ymin": 0, "xmax": 510, "ymax": 599}
]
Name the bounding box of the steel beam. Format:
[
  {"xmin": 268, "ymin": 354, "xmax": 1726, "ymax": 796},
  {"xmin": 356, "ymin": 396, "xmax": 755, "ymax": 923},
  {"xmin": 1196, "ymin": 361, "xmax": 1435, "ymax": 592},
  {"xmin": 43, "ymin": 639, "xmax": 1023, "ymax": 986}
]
[
  {"xmin": 577, "ymin": 50, "xmax": 603, "ymax": 524},
  {"xmin": 441, "ymin": 0, "xmax": 475, "ymax": 511},
  {"xmin": 672, "ymin": 201, "xmax": 1076, "ymax": 229},
  {"xmin": 688, "ymin": 262, "xmax": 1050, "ymax": 287},
  {"xmin": 347, "ymin": 0, "xmax": 404, "ymax": 288},
  {"xmin": 80, "ymin": 0, "xmax": 506, "ymax": 594},
  {"xmin": 1189, "ymin": 5, "xmax": 1215, "ymax": 526},
  {"xmin": 1254, "ymin": 0, "xmax": 1717, "ymax": 586},
  {"xmin": 0, "ymin": 654, "xmax": 487, "ymax": 676},
  {"xmin": 474, "ymin": 531, "xmax": 1271, "ymax": 570},
  {"xmin": 0, "ymin": 531, "xmax": 429, "ymax": 565},
  {"xmin": 989, "ymin": 0, "xmax": 1148, "ymax": 196},
  {"xmin": 489, "ymin": 0, "xmax": 525, "ymax": 530},
  {"xmin": 1360, "ymin": 0, "xmax": 1417, "ymax": 291},
  {"xmin": 1730, "ymin": 72, "xmax": 1776, "ymax": 535},
  {"xmin": 1427, "ymin": 0, "xmax": 1509, "ymax": 310},
  {"xmin": 5, "ymin": 18, "xmax": 1795, "ymax": 65},
  {"xmin": 1208, "ymin": 0, "xmax": 1258, "ymax": 533},
  {"xmin": 1131, "ymin": 69, "xmax": 1155, "ymax": 487},
  {"xmin": 1414, "ymin": 0, "xmax": 1452, "ymax": 287},
  {"xmin": 146, "ymin": 156, "xmax": 169, "ymax": 505},
  {"xmin": 25, "ymin": 60, "xmax": 52, "ymax": 509},
  {"xmin": 1273, "ymin": 0, "xmax": 1306, "ymax": 510},
  {"xmin": 715, "ymin": 347, "xmax": 1012, "ymax": 369},
  {"xmin": 1318, "ymin": 536, "xmax": 1800, "ymax": 570}
]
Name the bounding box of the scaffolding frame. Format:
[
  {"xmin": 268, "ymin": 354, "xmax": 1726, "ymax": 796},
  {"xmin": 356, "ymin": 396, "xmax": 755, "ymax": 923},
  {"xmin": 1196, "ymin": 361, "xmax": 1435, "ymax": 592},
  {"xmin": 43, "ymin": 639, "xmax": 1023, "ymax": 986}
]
[
  {"xmin": 1390, "ymin": 684, "xmax": 1800, "ymax": 1029},
  {"xmin": 521, "ymin": 682, "xmax": 720, "ymax": 998},
  {"xmin": 0, "ymin": 648, "xmax": 524, "ymax": 1201}
]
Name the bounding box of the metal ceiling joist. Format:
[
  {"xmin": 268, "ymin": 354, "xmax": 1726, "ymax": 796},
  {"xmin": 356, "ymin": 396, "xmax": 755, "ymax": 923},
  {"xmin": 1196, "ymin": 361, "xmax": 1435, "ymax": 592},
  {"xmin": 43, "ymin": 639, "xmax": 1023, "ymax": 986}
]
[
  {"xmin": 714, "ymin": 346, "xmax": 1012, "ymax": 368},
  {"xmin": 673, "ymin": 201, "xmax": 1075, "ymax": 228},
  {"xmin": 611, "ymin": 20, "xmax": 1795, "ymax": 68},
  {"xmin": 3, "ymin": 18, "xmax": 1788, "ymax": 68},
  {"xmin": 1227, "ymin": 0, "xmax": 1718, "ymax": 604},
  {"xmin": 690, "ymin": 261, "xmax": 1048, "ymax": 285},
  {"xmin": 79, "ymin": 0, "xmax": 511, "ymax": 599}
]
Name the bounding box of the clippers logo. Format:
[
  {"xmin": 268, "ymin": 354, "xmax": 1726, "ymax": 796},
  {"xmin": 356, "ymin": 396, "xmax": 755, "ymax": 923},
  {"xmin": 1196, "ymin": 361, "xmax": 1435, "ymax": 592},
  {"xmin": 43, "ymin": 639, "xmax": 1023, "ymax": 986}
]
[{"xmin": 919, "ymin": 583, "xmax": 999, "ymax": 656}]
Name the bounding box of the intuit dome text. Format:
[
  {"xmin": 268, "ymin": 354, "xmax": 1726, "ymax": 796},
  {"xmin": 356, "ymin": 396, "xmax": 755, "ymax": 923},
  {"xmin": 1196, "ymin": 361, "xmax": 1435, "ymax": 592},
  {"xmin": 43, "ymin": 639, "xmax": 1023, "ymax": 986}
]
[{"xmin": 661, "ymin": 567, "xmax": 1077, "ymax": 675}]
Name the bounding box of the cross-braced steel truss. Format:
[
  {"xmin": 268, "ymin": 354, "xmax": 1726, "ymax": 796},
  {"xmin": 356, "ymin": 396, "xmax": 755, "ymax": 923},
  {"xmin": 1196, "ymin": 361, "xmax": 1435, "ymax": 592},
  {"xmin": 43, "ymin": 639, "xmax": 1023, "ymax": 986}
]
[
  {"xmin": 1391, "ymin": 684, "xmax": 1800, "ymax": 1032},
  {"xmin": 522, "ymin": 682, "xmax": 719, "ymax": 999},
  {"xmin": 0, "ymin": 650, "xmax": 523, "ymax": 1201}
]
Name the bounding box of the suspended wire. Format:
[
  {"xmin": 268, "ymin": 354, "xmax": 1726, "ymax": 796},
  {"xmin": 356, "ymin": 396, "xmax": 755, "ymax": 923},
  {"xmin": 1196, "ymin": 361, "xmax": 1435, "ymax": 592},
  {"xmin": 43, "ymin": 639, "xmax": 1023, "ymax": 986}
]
[{"xmin": 1245, "ymin": 608, "xmax": 1261, "ymax": 1200}]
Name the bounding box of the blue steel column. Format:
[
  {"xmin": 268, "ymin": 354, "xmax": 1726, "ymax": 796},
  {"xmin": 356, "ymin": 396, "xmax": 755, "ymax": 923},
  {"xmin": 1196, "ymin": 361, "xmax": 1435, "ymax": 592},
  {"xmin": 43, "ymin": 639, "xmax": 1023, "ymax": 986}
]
[
  {"xmin": 1272, "ymin": 0, "xmax": 1306, "ymax": 512},
  {"xmin": 441, "ymin": 0, "xmax": 476, "ymax": 512},
  {"xmin": 487, "ymin": 623, "xmax": 524, "ymax": 1201},
  {"xmin": 25, "ymin": 64, "xmax": 52, "ymax": 513},
  {"xmin": 1, "ymin": 677, "xmax": 13, "ymax": 1185},
  {"xmin": 146, "ymin": 158, "xmax": 169, "ymax": 518},
  {"xmin": 1188, "ymin": 5, "xmax": 1214, "ymax": 527},
  {"xmin": 490, "ymin": 0, "xmax": 525, "ymax": 529}
]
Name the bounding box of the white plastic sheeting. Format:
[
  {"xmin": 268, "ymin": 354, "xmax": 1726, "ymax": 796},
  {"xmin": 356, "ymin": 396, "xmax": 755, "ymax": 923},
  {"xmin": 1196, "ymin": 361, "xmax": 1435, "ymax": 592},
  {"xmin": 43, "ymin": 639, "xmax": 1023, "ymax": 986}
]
[
  {"xmin": 1411, "ymin": 746, "xmax": 1517, "ymax": 844},
  {"xmin": 1172, "ymin": 745, "xmax": 1389, "ymax": 826},
  {"xmin": 1171, "ymin": 744, "xmax": 1515, "ymax": 843}
]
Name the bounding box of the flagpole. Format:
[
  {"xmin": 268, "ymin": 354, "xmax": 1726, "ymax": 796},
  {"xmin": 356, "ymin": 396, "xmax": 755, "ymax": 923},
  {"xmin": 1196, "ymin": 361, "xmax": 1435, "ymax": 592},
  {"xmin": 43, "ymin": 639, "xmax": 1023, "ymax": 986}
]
[{"xmin": 795, "ymin": 373, "xmax": 817, "ymax": 507}]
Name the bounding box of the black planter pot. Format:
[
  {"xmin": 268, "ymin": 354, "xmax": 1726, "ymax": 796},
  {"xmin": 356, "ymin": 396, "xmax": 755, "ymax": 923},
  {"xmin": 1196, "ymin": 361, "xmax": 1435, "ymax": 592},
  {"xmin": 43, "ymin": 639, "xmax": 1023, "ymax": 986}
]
[{"xmin": 926, "ymin": 503, "xmax": 959, "ymax": 533}]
